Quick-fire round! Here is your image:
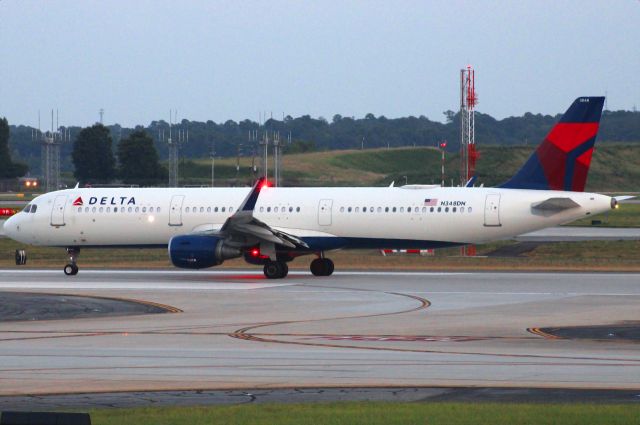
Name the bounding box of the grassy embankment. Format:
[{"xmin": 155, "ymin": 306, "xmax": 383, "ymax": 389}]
[
  {"xmin": 187, "ymin": 143, "xmax": 640, "ymax": 191},
  {"xmin": 89, "ymin": 402, "xmax": 640, "ymax": 425}
]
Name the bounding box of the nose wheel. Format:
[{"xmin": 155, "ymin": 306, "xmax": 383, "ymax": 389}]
[
  {"xmin": 64, "ymin": 263, "xmax": 79, "ymax": 276},
  {"xmin": 263, "ymin": 261, "xmax": 288, "ymax": 279},
  {"xmin": 310, "ymin": 258, "xmax": 334, "ymax": 276},
  {"xmin": 64, "ymin": 247, "xmax": 80, "ymax": 276}
]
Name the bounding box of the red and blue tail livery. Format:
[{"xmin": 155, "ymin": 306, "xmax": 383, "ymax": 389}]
[{"xmin": 501, "ymin": 96, "xmax": 605, "ymax": 192}]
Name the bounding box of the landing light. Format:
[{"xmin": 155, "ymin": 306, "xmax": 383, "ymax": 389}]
[{"xmin": 147, "ymin": 215, "xmax": 155, "ymax": 223}]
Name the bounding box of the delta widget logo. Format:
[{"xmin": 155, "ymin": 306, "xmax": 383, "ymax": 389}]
[{"xmin": 73, "ymin": 197, "xmax": 84, "ymax": 206}]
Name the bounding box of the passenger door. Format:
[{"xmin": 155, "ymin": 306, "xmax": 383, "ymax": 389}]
[
  {"xmin": 169, "ymin": 195, "xmax": 185, "ymax": 226},
  {"xmin": 50, "ymin": 195, "xmax": 67, "ymax": 226},
  {"xmin": 318, "ymin": 199, "xmax": 333, "ymax": 226},
  {"xmin": 484, "ymin": 194, "xmax": 501, "ymax": 227}
]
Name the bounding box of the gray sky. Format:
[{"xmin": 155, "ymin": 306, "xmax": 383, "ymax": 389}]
[{"xmin": 1, "ymin": 0, "xmax": 638, "ymax": 128}]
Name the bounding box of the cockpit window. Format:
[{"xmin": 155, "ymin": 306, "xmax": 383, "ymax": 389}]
[
  {"xmin": 23, "ymin": 204, "xmax": 32, "ymax": 213},
  {"xmin": 30, "ymin": 205, "xmax": 37, "ymax": 213}
]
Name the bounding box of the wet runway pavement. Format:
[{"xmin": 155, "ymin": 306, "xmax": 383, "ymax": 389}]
[{"xmin": 0, "ymin": 269, "xmax": 639, "ymax": 406}]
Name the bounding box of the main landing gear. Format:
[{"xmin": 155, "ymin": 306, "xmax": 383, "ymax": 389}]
[
  {"xmin": 64, "ymin": 247, "xmax": 80, "ymax": 276},
  {"xmin": 310, "ymin": 257, "xmax": 334, "ymax": 277},
  {"xmin": 263, "ymin": 261, "xmax": 289, "ymax": 279}
]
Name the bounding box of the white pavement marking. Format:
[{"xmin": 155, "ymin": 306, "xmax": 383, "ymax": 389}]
[{"xmin": 0, "ymin": 281, "xmax": 293, "ymax": 291}]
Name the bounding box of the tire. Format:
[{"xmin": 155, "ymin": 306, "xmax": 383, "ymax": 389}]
[
  {"xmin": 323, "ymin": 258, "xmax": 334, "ymax": 276},
  {"xmin": 263, "ymin": 261, "xmax": 283, "ymax": 279},
  {"xmin": 280, "ymin": 262, "xmax": 289, "ymax": 278},
  {"xmin": 64, "ymin": 264, "xmax": 78, "ymax": 276},
  {"xmin": 310, "ymin": 258, "xmax": 324, "ymax": 276}
]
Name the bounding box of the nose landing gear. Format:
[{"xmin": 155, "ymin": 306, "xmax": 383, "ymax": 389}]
[{"xmin": 64, "ymin": 247, "xmax": 80, "ymax": 276}]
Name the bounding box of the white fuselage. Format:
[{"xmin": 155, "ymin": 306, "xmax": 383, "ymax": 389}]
[{"xmin": 4, "ymin": 185, "xmax": 612, "ymax": 250}]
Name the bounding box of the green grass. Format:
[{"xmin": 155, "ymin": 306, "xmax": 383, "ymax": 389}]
[
  {"xmin": 183, "ymin": 144, "xmax": 640, "ymax": 191},
  {"xmin": 566, "ymin": 203, "xmax": 640, "ymax": 227},
  {"xmin": 89, "ymin": 402, "xmax": 640, "ymax": 425},
  {"xmin": 1, "ymin": 237, "xmax": 638, "ymax": 271}
]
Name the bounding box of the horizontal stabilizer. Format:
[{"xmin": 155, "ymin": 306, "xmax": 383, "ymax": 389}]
[
  {"xmin": 614, "ymin": 195, "xmax": 636, "ymax": 202},
  {"xmin": 531, "ymin": 197, "xmax": 580, "ymax": 211}
]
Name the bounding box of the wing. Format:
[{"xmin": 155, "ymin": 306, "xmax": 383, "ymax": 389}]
[{"xmin": 214, "ymin": 178, "xmax": 309, "ymax": 250}]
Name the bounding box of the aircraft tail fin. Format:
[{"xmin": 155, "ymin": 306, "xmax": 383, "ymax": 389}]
[{"xmin": 500, "ymin": 96, "xmax": 605, "ymax": 192}]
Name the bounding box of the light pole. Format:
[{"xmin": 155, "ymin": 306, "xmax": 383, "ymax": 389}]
[{"xmin": 439, "ymin": 140, "xmax": 447, "ymax": 187}]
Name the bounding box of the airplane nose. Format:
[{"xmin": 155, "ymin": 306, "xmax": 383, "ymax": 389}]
[{"xmin": 2, "ymin": 215, "xmax": 19, "ymax": 239}]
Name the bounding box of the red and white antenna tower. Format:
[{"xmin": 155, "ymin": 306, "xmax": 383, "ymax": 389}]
[{"xmin": 460, "ymin": 65, "xmax": 478, "ymax": 186}]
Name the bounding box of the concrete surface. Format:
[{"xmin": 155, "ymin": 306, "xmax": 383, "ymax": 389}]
[{"xmin": 0, "ymin": 269, "xmax": 639, "ymax": 402}]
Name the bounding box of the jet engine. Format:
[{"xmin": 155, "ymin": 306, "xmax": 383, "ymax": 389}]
[{"xmin": 169, "ymin": 235, "xmax": 242, "ymax": 269}]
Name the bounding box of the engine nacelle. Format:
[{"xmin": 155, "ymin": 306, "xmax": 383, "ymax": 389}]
[{"xmin": 169, "ymin": 235, "xmax": 241, "ymax": 269}]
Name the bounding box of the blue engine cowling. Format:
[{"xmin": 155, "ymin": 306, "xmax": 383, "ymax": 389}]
[{"xmin": 169, "ymin": 235, "xmax": 242, "ymax": 269}]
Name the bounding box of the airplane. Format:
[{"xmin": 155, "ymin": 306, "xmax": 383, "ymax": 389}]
[{"xmin": 3, "ymin": 96, "xmax": 624, "ymax": 279}]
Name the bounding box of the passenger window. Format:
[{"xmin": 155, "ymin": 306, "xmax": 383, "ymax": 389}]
[
  {"xmin": 400, "ymin": 207, "xmax": 404, "ymax": 213},
  {"xmin": 78, "ymin": 207, "xmax": 82, "ymax": 213},
  {"xmin": 99, "ymin": 207, "xmax": 104, "ymax": 213},
  {"xmin": 340, "ymin": 207, "xmax": 345, "ymax": 213},
  {"xmin": 362, "ymin": 207, "xmax": 367, "ymax": 212},
  {"xmin": 453, "ymin": 207, "xmax": 457, "ymax": 212},
  {"xmin": 348, "ymin": 207, "xmax": 352, "ymax": 212},
  {"xmin": 296, "ymin": 207, "xmax": 300, "ymax": 212},
  {"xmin": 222, "ymin": 207, "xmax": 226, "ymax": 212},
  {"xmin": 289, "ymin": 207, "xmax": 293, "ymax": 212},
  {"xmin": 215, "ymin": 207, "xmax": 219, "ymax": 212},
  {"xmin": 445, "ymin": 207, "xmax": 449, "ymax": 212},
  {"xmin": 207, "ymin": 207, "xmax": 211, "ymax": 213},
  {"xmin": 422, "ymin": 207, "xmax": 426, "ymax": 213},
  {"xmin": 370, "ymin": 207, "xmax": 374, "ymax": 213},
  {"xmin": 114, "ymin": 207, "xmax": 118, "ymax": 212},
  {"xmin": 128, "ymin": 207, "xmax": 132, "ymax": 213},
  {"xmin": 430, "ymin": 207, "xmax": 434, "ymax": 213},
  {"xmin": 407, "ymin": 207, "xmax": 411, "ymax": 213},
  {"xmin": 186, "ymin": 207, "xmax": 190, "ymax": 213},
  {"xmin": 200, "ymin": 207, "xmax": 204, "ymax": 213},
  {"xmin": 355, "ymin": 207, "xmax": 359, "ymax": 213},
  {"xmin": 385, "ymin": 207, "xmax": 389, "ymax": 213},
  {"xmin": 260, "ymin": 206, "xmax": 264, "ymax": 212},
  {"xmin": 157, "ymin": 207, "xmax": 161, "ymax": 213},
  {"xmin": 468, "ymin": 207, "xmax": 472, "ymax": 213},
  {"xmin": 267, "ymin": 207, "xmax": 271, "ymax": 212},
  {"xmin": 85, "ymin": 207, "xmax": 89, "ymax": 213},
  {"xmin": 135, "ymin": 207, "xmax": 140, "ymax": 213},
  {"xmin": 392, "ymin": 207, "xmax": 397, "ymax": 213},
  {"xmin": 377, "ymin": 207, "xmax": 382, "ymax": 213},
  {"xmin": 437, "ymin": 207, "xmax": 441, "ymax": 212},
  {"xmin": 149, "ymin": 207, "xmax": 153, "ymax": 213},
  {"xmin": 275, "ymin": 207, "xmax": 279, "ymax": 213},
  {"xmin": 106, "ymin": 207, "xmax": 110, "ymax": 213},
  {"xmin": 92, "ymin": 207, "xmax": 96, "ymax": 213},
  {"xmin": 229, "ymin": 207, "xmax": 234, "ymax": 212}
]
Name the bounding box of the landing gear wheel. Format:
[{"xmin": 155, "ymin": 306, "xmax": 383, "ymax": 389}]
[
  {"xmin": 15, "ymin": 249, "xmax": 27, "ymax": 266},
  {"xmin": 310, "ymin": 258, "xmax": 334, "ymax": 276},
  {"xmin": 64, "ymin": 264, "xmax": 78, "ymax": 276},
  {"xmin": 64, "ymin": 247, "xmax": 80, "ymax": 276},
  {"xmin": 263, "ymin": 261, "xmax": 288, "ymax": 279}
]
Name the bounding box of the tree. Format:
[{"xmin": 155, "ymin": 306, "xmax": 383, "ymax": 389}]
[
  {"xmin": 117, "ymin": 130, "xmax": 167, "ymax": 185},
  {"xmin": 0, "ymin": 117, "xmax": 28, "ymax": 178},
  {"xmin": 72, "ymin": 124, "xmax": 116, "ymax": 183}
]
